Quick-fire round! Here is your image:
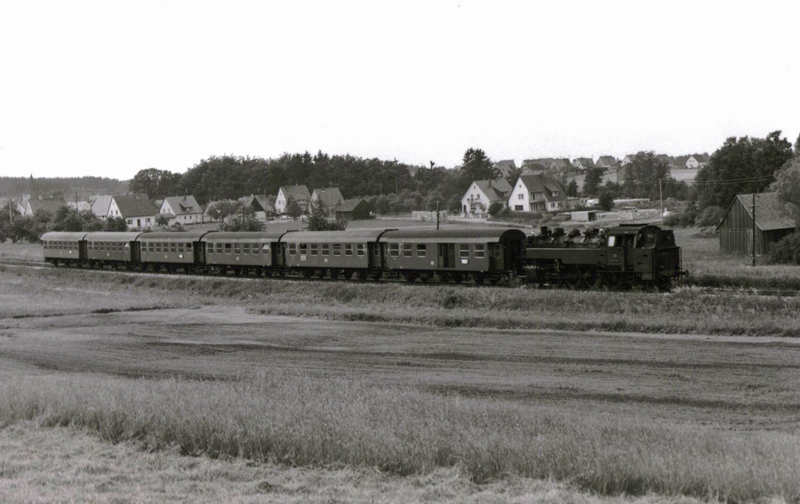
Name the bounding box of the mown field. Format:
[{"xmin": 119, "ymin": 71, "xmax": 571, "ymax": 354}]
[{"xmin": 2, "ymin": 262, "xmax": 800, "ymax": 502}]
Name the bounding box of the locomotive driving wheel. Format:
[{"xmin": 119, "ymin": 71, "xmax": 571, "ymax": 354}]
[
  {"xmin": 564, "ymin": 267, "xmax": 583, "ymax": 290},
  {"xmin": 585, "ymin": 269, "xmax": 602, "ymax": 290}
]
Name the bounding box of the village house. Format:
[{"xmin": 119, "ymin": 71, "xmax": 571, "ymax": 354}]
[
  {"xmin": 20, "ymin": 198, "xmax": 66, "ymax": 217},
  {"xmin": 309, "ymin": 188, "xmax": 345, "ymax": 216},
  {"xmin": 686, "ymin": 154, "xmax": 710, "ymax": 169},
  {"xmin": 621, "ymin": 155, "xmax": 636, "ymax": 166},
  {"xmin": 239, "ymin": 195, "xmax": 275, "ymax": 222},
  {"xmin": 596, "ymin": 156, "xmax": 619, "ymax": 169},
  {"xmin": 275, "ymin": 185, "xmax": 311, "ymax": 215},
  {"xmin": 108, "ymin": 194, "xmax": 158, "ymax": 229},
  {"xmin": 716, "ymin": 192, "xmax": 796, "ymax": 255},
  {"xmin": 158, "ymin": 195, "xmax": 203, "ymax": 225},
  {"xmin": 335, "ymin": 199, "xmax": 374, "ymax": 221},
  {"xmin": 572, "ymin": 157, "xmax": 595, "ymax": 171},
  {"xmin": 460, "ymin": 179, "xmax": 513, "ymax": 217},
  {"xmin": 521, "ymin": 158, "xmax": 555, "ymax": 172},
  {"xmin": 91, "ymin": 195, "xmax": 113, "ymax": 219},
  {"xmin": 492, "ymin": 160, "xmax": 517, "ymax": 178},
  {"xmin": 507, "ymin": 174, "xmax": 568, "ymax": 212}
]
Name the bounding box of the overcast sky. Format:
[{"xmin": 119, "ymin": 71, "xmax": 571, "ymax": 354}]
[{"xmin": 1, "ymin": 0, "xmax": 798, "ymax": 180}]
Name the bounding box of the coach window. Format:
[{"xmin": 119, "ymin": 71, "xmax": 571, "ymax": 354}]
[
  {"xmin": 252, "ymin": 243, "xmax": 260, "ymax": 254},
  {"xmin": 403, "ymin": 244, "xmax": 413, "ymax": 257},
  {"xmin": 333, "ymin": 244, "xmax": 341, "ymax": 256},
  {"xmin": 310, "ymin": 244, "xmax": 318, "ymax": 255},
  {"xmin": 356, "ymin": 244, "xmax": 365, "ymax": 256},
  {"xmin": 344, "ymin": 244, "xmax": 353, "ymax": 256},
  {"xmin": 607, "ymin": 236, "xmax": 617, "ymax": 247},
  {"xmin": 459, "ymin": 244, "xmax": 470, "ymax": 258},
  {"xmin": 389, "ymin": 244, "xmax": 400, "ymax": 257},
  {"xmin": 321, "ymin": 244, "xmax": 330, "ymax": 256},
  {"xmin": 233, "ymin": 244, "xmax": 241, "ymax": 254},
  {"xmin": 299, "ymin": 243, "xmax": 308, "ymax": 255},
  {"xmin": 494, "ymin": 243, "xmax": 502, "ymax": 258},
  {"xmin": 186, "ymin": 243, "xmax": 193, "ymax": 252},
  {"xmin": 417, "ymin": 244, "xmax": 427, "ymax": 257},
  {"xmin": 288, "ymin": 243, "xmax": 297, "ymax": 255},
  {"xmin": 474, "ymin": 244, "xmax": 485, "ymax": 258},
  {"xmin": 262, "ymin": 244, "xmax": 270, "ymax": 253},
  {"xmin": 178, "ymin": 243, "xmax": 185, "ymax": 253},
  {"xmin": 170, "ymin": 243, "xmax": 177, "ymax": 253},
  {"xmin": 373, "ymin": 245, "xmax": 379, "ymax": 257},
  {"xmin": 243, "ymin": 244, "xmax": 251, "ymax": 254},
  {"xmin": 225, "ymin": 243, "xmax": 232, "ymax": 254}
]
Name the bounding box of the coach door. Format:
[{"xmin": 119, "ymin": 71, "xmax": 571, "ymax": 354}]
[
  {"xmin": 370, "ymin": 243, "xmax": 382, "ymax": 269},
  {"xmin": 438, "ymin": 244, "xmax": 455, "ymax": 268}
]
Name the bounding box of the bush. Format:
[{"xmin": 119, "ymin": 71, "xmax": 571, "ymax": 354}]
[
  {"xmin": 487, "ymin": 202, "xmax": 504, "ymax": 216},
  {"xmin": 768, "ymin": 232, "xmax": 800, "ymax": 265}
]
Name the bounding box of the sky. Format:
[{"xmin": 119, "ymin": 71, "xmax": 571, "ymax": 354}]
[{"xmin": 1, "ymin": 0, "xmax": 798, "ymax": 180}]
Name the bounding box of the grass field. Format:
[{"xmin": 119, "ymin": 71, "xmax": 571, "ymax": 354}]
[{"xmin": 2, "ymin": 265, "xmax": 800, "ymax": 502}]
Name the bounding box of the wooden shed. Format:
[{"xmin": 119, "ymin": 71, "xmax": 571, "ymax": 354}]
[
  {"xmin": 335, "ymin": 199, "xmax": 373, "ymax": 221},
  {"xmin": 715, "ymin": 193, "xmax": 796, "ymax": 255}
]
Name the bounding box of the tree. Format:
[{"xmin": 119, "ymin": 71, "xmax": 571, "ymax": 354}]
[
  {"xmin": 218, "ymin": 205, "xmax": 264, "ymax": 232},
  {"xmin": 566, "ymin": 179, "xmax": 579, "ymax": 197},
  {"xmin": 129, "ymin": 168, "xmax": 183, "ymax": 200},
  {"xmin": 623, "ymin": 151, "xmax": 671, "ymax": 199},
  {"xmin": 460, "ymin": 148, "xmax": 499, "ymax": 189},
  {"xmin": 505, "ymin": 166, "xmax": 524, "ymax": 188},
  {"xmin": 156, "ymin": 214, "xmax": 170, "ymax": 227},
  {"xmin": 0, "ymin": 203, "xmax": 21, "ymax": 243},
  {"xmin": 795, "ymin": 132, "xmax": 800, "ymax": 155},
  {"xmin": 773, "ymin": 156, "xmax": 800, "ymax": 225},
  {"xmin": 598, "ymin": 191, "xmax": 615, "ymax": 211},
  {"xmin": 583, "ymin": 167, "xmax": 603, "ymax": 196},
  {"xmin": 104, "ymin": 216, "xmax": 129, "ymax": 232},
  {"xmin": 286, "ymin": 199, "xmax": 303, "ymax": 219},
  {"xmin": 487, "ymin": 202, "xmax": 504, "ymax": 216},
  {"xmin": 306, "ymin": 201, "xmax": 347, "ymax": 231},
  {"xmin": 695, "ymin": 131, "xmax": 793, "ymax": 210}
]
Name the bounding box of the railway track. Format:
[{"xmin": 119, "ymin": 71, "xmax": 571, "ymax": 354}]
[{"xmin": 3, "ymin": 258, "xmax": 799, "ymax": 296}]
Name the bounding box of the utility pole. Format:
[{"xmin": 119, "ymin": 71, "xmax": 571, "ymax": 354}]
[
  {"xmin": 752, "ymin": 193, "xmax": 756, "ymax": 267},
  {"xmin": 436, "ymin": 201, "xmax": 440, "ymax": 230},
  {"xmin": 658, "ymin": 180, "xmax": 663, "ymax": 221}
]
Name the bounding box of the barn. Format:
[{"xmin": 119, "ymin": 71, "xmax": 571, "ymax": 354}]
[
  {"xmin": 716, "ymin": 193, "xmax": 796, "ymax": 255},
  {"xmin": 335, "ymin": 199, "xmax": 373, "ymax": 221}
]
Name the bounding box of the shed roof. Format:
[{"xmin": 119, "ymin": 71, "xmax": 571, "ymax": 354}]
[
  {"xmin": 312, "ymin": 188, "xmax": 344, "ymax": 205},
  {"xmin": 283, "ymin": 229, "xmax": 393, "ymax": 244},
  {"xmin": 85, "ymin": 232, "xmax": 143, "ymax": 242},
  {"xmin": 280, "ymin": 185, "xmax": 311, "ymax": 202},
  {"xmin": 29, "ymin": 199, "xmax": 67, "ymax": 214},
  {"xmin": 716, "ymin": 193, "xmax": 796, "ymax": 232},
  {"xmin": 40, "ymin": 232, "xmax": 88, "ymax": 242},
  {"xmin": 381, "ymin": 228, "xmax": 526, "ymax": 244},
  {"xmin": 336, "ymin": 198, "xmax": 371, "ymax": 212}
]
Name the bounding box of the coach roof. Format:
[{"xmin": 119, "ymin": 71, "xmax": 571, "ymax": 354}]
[
  {"xmin": 40, "ymin": 232, "xmax": 89, "ymax": 242},
  {"xmin": 381, "ymin": 228, "xmax": 526, "ymax": 244},
  {"xmin": 84, "ymin": 232, "xmax": 143, "ymax": 242},
  {"xmin": 137, "ymin": 231, "xmax": 211, "ymax": 242},
  {"xmin": 282, "ymin": 229, "xmax": 393, "ymax": 244},
  {"xmin": 202, "ymin": 231, "xmax": 296, "ymax": 243}
]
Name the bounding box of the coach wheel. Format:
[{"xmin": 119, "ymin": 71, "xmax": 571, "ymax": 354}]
[
  {"xmin": 474, "ymin": 273, "xmax": 486, "ymax": 285},
  {"xmin": 656, "ymin": 277, "xmax": 672, "ymax": 292},
  {"xmin": 404, "ymin": 272, "xmax": 417, "ymax": 283},
  {"xmin": 302, "ymin": 269, "xmax": 314, "ymax": 279},
  {"xmin": 489, "ymin": 276, "xmax": 501, "ymax": 285},
  {"xmin": 372, "ymin": 271, "xmax": 382, "ymax": 282},
  {"xmin": 355, "ymin": 270, "xmax": 367, "ymax": 281},
  {"xmin": 316, "ymin": 269, "xmax": 327, "ymax": 279},
  {"xmin": 585, "ymin": 269, "xmax": 602, "ymax": 290},
  {"xmin": 437, "ymin": 272, "xmax": 449, "ymax": 283},
  {"xmin": 419, "ymin": 273, "xmax": 431, "ymax": 283},
  {"xmin": 452, "ymin": 273, "xmax": 464, "ymax": 284},
  {"xmin": 342, "ymin": 269, "xmax": 353, "ymax": 280}
]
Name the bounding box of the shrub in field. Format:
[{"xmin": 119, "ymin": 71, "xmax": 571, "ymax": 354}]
[
  {"xmin": 695, "ymin": 205, "xmax": 724, "ymax": 228},
  {"xmin": 487, "ymin": 202, "xmax": 504, "ymax": 217},
  {"xmin": 768, "ymin": 231, "xmax": 800, "ymax": 265}
]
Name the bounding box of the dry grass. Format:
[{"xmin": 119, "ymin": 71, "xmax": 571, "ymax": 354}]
[{"xmin": 1, "ymin": 371, "xmax": 798, "ymax": 502}]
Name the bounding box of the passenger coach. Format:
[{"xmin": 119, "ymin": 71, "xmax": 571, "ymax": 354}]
[{"xmin": 202, "ymin": 230, "xmax": 295, "ymax": 276}]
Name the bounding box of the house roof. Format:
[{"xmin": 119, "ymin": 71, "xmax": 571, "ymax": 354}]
[
  {"xmin": 336, "ymin": 198, "xmax": 371, "ymax": 212},
  {"xmin": 690, "ymin": 154, "xmax": 710, "ymax": 163},
  {"xmin": 574, "ymin": 157, "xmax": 595, "ymax": 167},
  {"xmin": 162, "ymin": 195, "xmax": 202, "ymax": 216},
  {"xmin": 239, "ymin": 194, "xmax": 276, "ymax": 212},
  {"xmin": 596, "ymin": 156, "xmax": 618, "ymax": 166},
  {"xmin": 493, "ymin": 160, "xmax": 517, "ymax": 176},
  {"xmin": 113, "ymin": 194, "xmax": 157, "ymax": 218},
  {"xmin": 473, "ymin": 179, "xmax": 513, "ymax": 202},
  {"xmin": 91, "ymin": 195, "xmax": 113, "ymax": 217},
  {"xmin": 550, "ymin": 159, "xmax": 571, "ymax": 170},
  {"xmin": 518, "ymin": 174, "xmax": 568, "ymax": 202},
  {"xmin": 280, "ymin": 185, "xmax": 311, "ymax": 202},
  {"xmin": 522, "ymin": 158, "xmax": 554, "ymax": 169},
  {"xmin": 28, "ymin": 199, "xmax": 67, "ymax": 214},
  {"xmin": 312, "ymin": 188, "xmax": 345, "ymax": 206},
  {"xmin": 717, "ymin": 193, "xmax": 796, "ymax": 232}
]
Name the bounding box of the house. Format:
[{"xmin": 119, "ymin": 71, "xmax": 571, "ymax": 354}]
[
  {"xmin": 20, "ymin": 198, "xmax": 66, "ymax": 217},
  {"xmin": 686, "ymin": 154, "xmax": 710, "ymax": 169},
  {"xmin": 460, "ymin": 179, "xmax": 513, "ymax": 217},
  {"xmin": 493, "ymin": 160, "xmax": 517, "ymax": 178},
  {"xmin": 522, "ymin": 158, "xmax": 555, "ymax": 171},
  {"xmin": 275, "ymin": 185, "xmax": 311, "ymax": 215},
  {"xmin": 621, "ymin": 155, "xmax": 636, "ymax": 166},
  {"xmin": 108, "ymin": 194, "xmax": 158, "ymax": 229},
  {"xmin": 572, "ymin": 158, "xmax": 595, "ymax": 171},
  {"xmin": 548, "ymin": 158, "xmax": 572, "ymax": 172},
  {"xmin": 239, "ymin": 195, "xmax": 275, "ymax": 222},
  {"xmin": 309, "ymin": 188, "xmax": 345, "ymax": 216},
  {"xmin": 596, "ymin": 156, "xmax": 618, "ymax": 169},
  {"xmin": 508, "ymin": 174, "xmax": 568, "ymax": 212},
  {"xmin": 335, "ymin": 199, "xmax": 374, "ymax": 221},
  {"xmin": 66, "ymin": 200, "xmax": 92, "ymax": 212},
  {"xmin": 158, "ymin": 195, "xmax": 203, "ymax": 225},
  {"xmin": 716, "ymin": 193, "xmax": 796, "ymax": 255},
  {"xmin": 91, "ymin": 195, "xmax": 113, "ymax": 219}
]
